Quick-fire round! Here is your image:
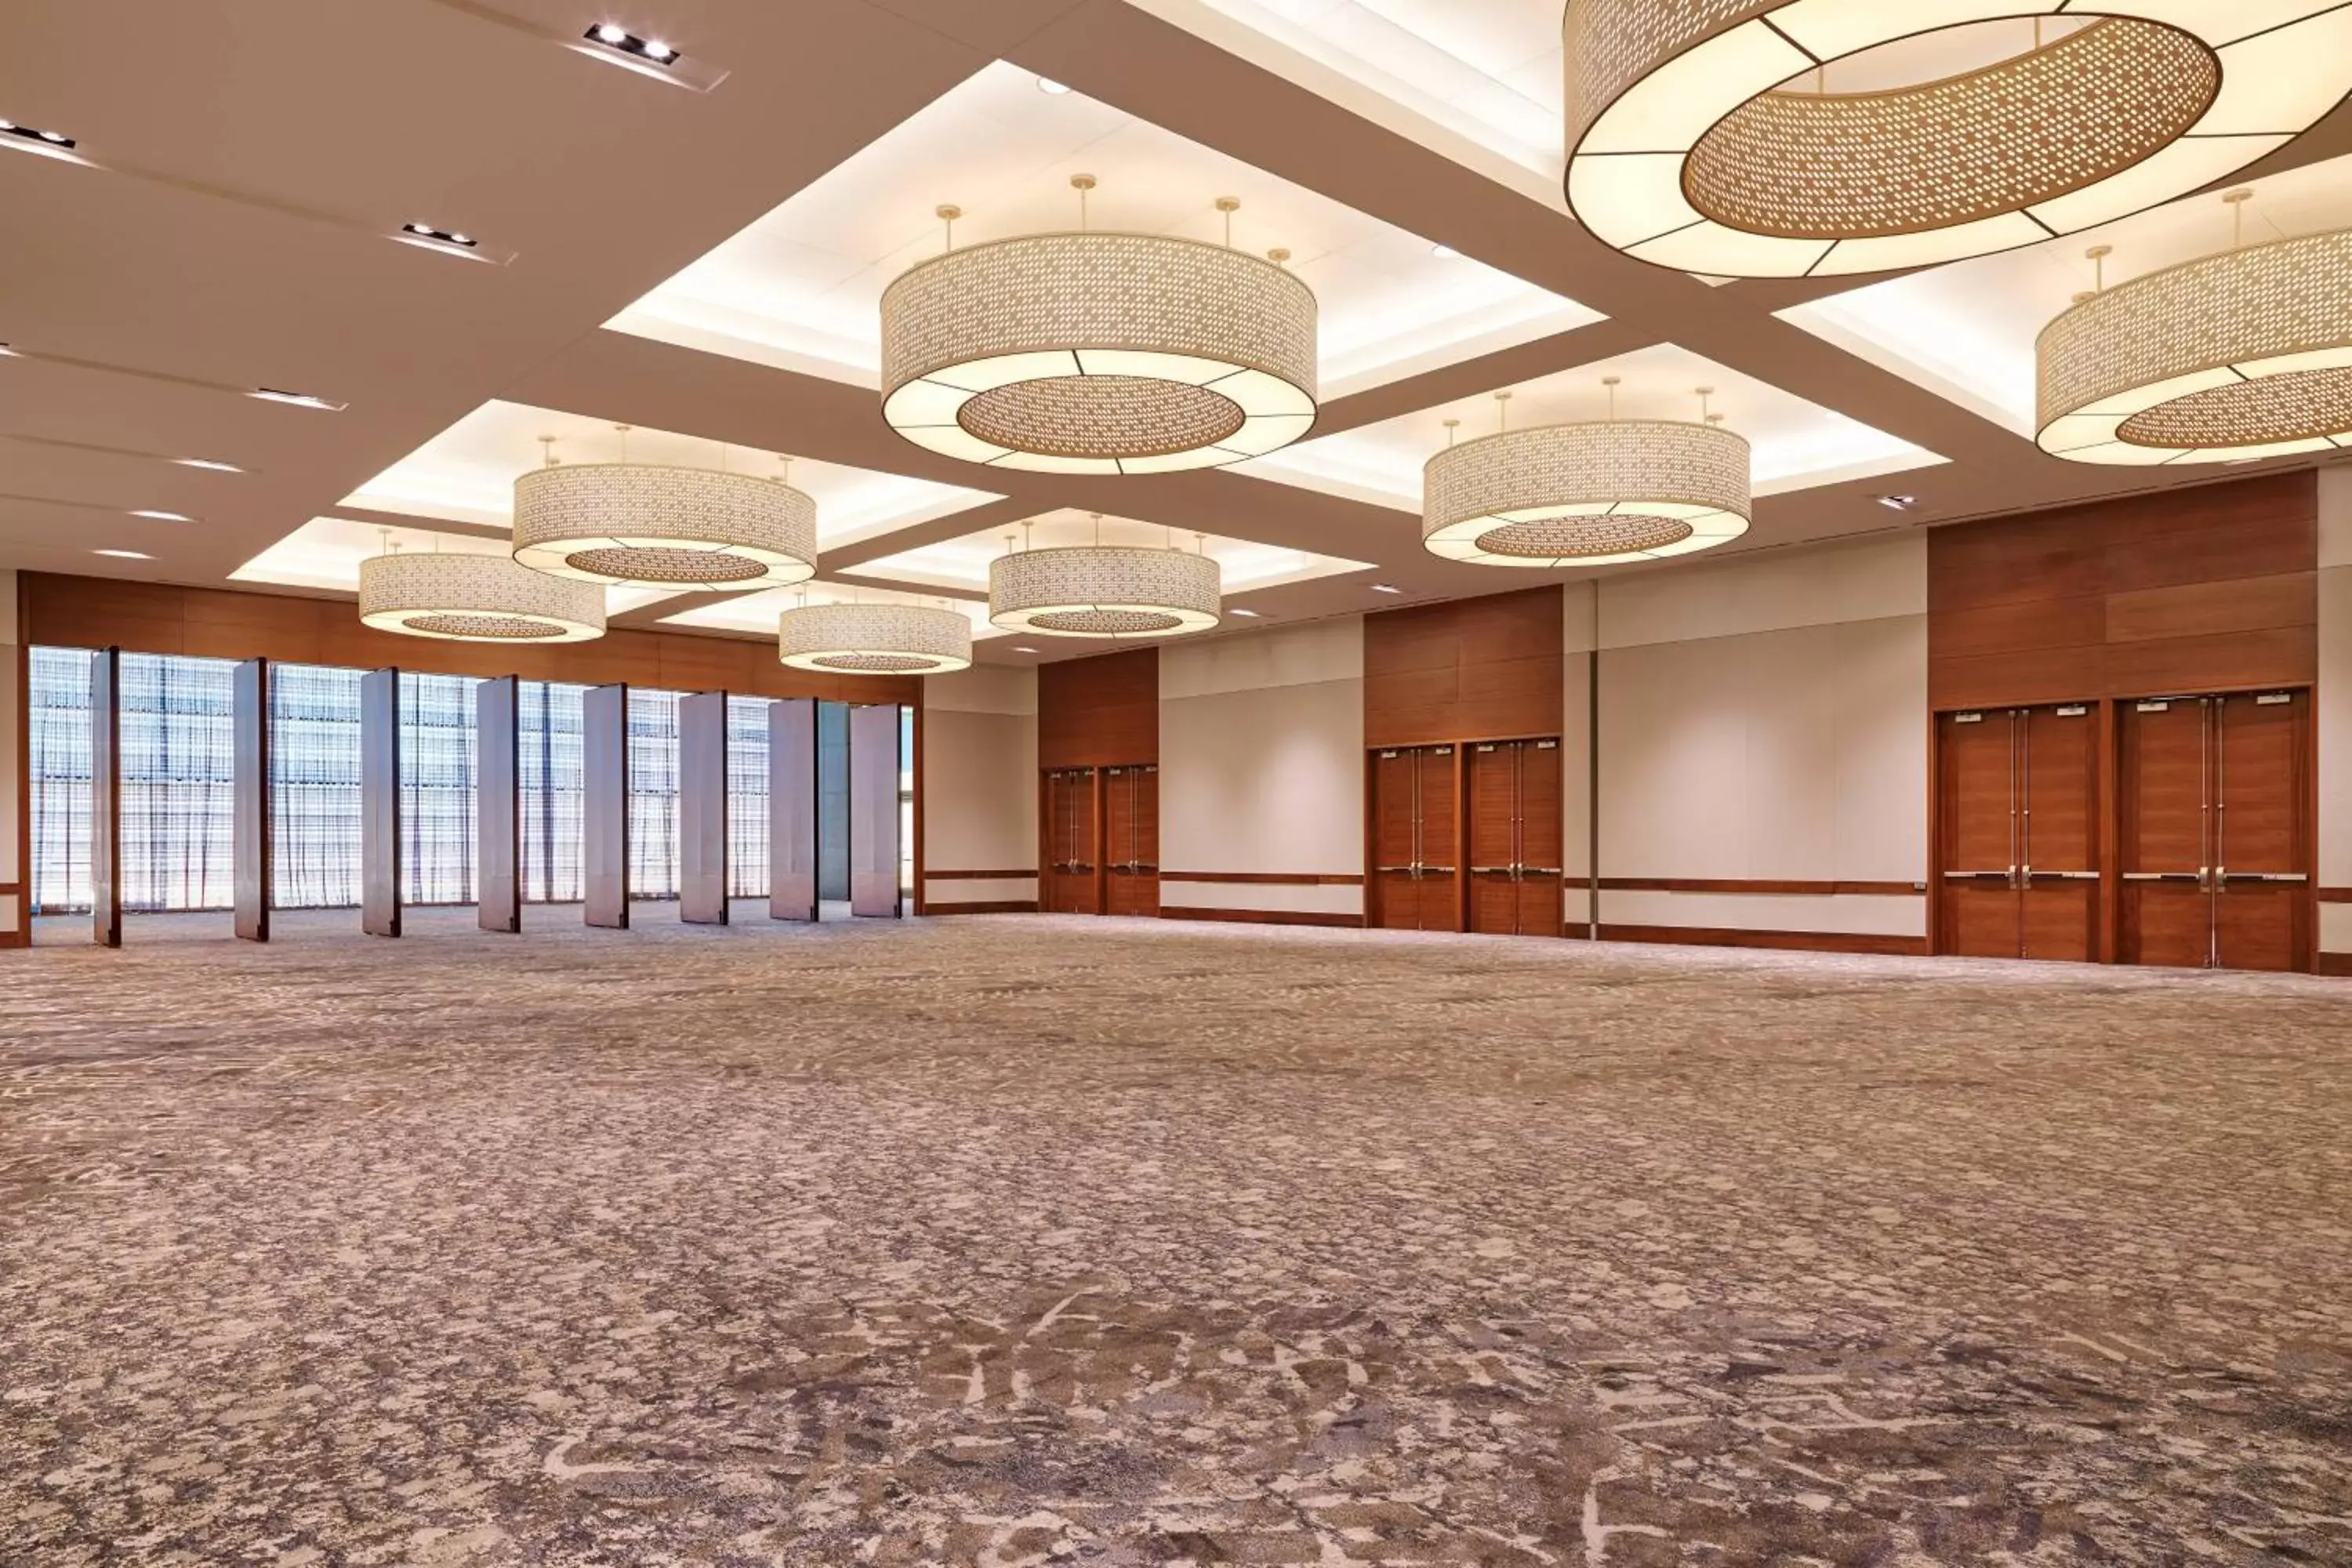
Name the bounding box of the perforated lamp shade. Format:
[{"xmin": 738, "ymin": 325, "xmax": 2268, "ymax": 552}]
[
  {"xmin": 512, "ymin": 463, "xmax": 818, "ymax": 590},
  {"xmin": 2038, "ymin": 226, "xmax": 2352, "ymax": 465},
  {"xmin": 1423, "ymin": 419, "xmax": 1751, "ymax": 568},
  {"xmin": 359, "ymin": 551, "xmax": 607, "ymax": 642},
  {"xmin": 989, "ymin": 546, "xmax": 1221, "ymax": 638},
  {"xmin": 880, "ymin": 233, "xmax": 1318, "ymax": 474},
  {"xmin": 1563, "ymin": 2, "xmax": 2352, "ymax": 277},
  {"xmin": 778, "ymin": 602, "xmax": 974, "ymax": 674}
]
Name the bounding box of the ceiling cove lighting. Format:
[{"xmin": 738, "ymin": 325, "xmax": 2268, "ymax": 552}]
[
  {"xmin": 989, "ymin": 517, "xmax": 1221, "ymax": 639},
  {"xmin": 360, "ymin": 547, "xmax": 606, "ymax": 643},
  {"xmin": 249, "ymin": 387, "xmax": 346, "ymax": 411},
  {"xmin": 880, "ymin": 180, "xmax": 1319, "ymax": 474},
  {"xmin": 1563, "ymin": 2, "xmax": 2352, "ymax": 278},
  {"xmin": 511, "ymin": 432, "xmax": 818, "ymax": 591},
  {"xmin": 1422, "ymin": 383, "xmax": 1751, "ymax": 568},
  {"xmin": 2038, "ymin": 197, "xmax": 2352, "ymax": 466},
  {"xmin": 777, "ymin": 601, "xmax": 974, "ymax": 675}
]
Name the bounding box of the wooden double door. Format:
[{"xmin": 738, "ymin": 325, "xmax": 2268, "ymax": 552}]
[
  {"xmin": 1372, "ymin": 744, "xmax": 1460, "ymax": 931},
  {"xmin": 1939, "ymin": 702, "xmax": 2101, "ymax": 961},
  {"xmin": 1467, "ymin": 739, "xmax": 1565, "ymax": 937},
  {"xmin": 1041, "ymin": 764, "xmax": 1158, "ymax": 916},
  {"xmin": 2118, "ymin": 691, "xmax": 2310, "ymax": 972}
]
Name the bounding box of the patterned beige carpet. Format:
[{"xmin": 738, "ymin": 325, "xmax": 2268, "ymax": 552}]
[{"xmin": 2, "ymin": 909, "xmax": 2347, "ymax": 1566}]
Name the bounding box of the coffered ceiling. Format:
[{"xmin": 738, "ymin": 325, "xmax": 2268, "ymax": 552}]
[{"xmin": 6, "ymin": 0, "xmax": 2350, "ymax": 666}]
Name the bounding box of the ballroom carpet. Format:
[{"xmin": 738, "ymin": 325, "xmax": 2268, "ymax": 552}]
[{"xmin": 2, "ymin": 910, "xmax": 2347, "ymax": 1566}]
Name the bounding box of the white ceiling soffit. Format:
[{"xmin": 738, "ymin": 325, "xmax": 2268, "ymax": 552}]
[
  {"xmin": 604, "ymin": 60, "xmax": 1600, "ymax": 400},
  {"xmin": 230, "ymin": 515, "xmax": 682, "ymax": 615},
  {"xmin": 661, "ymin": 579, "xmax": 1008, "ymax": 638},
  {"xmin": 843, "ymin": 506, "xmax": 1377, "ymax": 597},
  {"xmin": 340, "ymin": 399, "xmax": 1003, "ymax": 548},
  {"xmin": 1118, "ymin": 0, "xmax": 1568, "ymax": 198},
  {"xmin": 1236, "ymin": 341, "xmax": 1946, "ymax": 514},
  {"xmin": 1779, "ymin": 153, "xmax": 2352, "ymax": 438}
]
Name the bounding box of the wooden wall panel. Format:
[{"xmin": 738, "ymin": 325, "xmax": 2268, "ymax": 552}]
[
  {"xmin": 233, "ymin": 657, "xmax": 270, "ymax": 942},
  {"xmin": 1929, "ymin": 473, "xmax": 2317, "ymax": 710},
  {"xmin": 678, "ymin": 690, "xmax": 729, "ymax": 925},
  {"xmin": 89, "ymin": 646, "xmax": 121, "ymax": 949},
  {"xmin": 18, "ymin": 574, "xmax": 916, "ymax": 706},
  {"xmin": 360, "ymin": 666, "xmax": 401, "ymax": 938},
  {"xmin": 1365, "ymin": 587, "xmax": 1563, "ymax": 749},
  {"xmin": 1039, "ymin": 647, "xmax": 1158, "ymax": 768},
  {"xmin": 477, "ymin": 675, "xmax": 521, "ymax": 934},
  {"xmin": 583, "ymin": 683, "xmax": 629, "ymax": 929}
]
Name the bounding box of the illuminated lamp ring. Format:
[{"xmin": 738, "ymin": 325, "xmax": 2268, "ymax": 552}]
[
  {"xmin": 1422, "ymin": 420, "xmax": 1751, "ymax": 568},
  {"xmin": 880, "ymin": 232, "xmax": 1318, "ymax": 474},
  {"xmin": 1563, "ymin": 2, "xmax": 2352, "ymax": 278},
  {"xmin": 2038, "ymin": 225, "xmax": 2352, "ymax": 466},
  {"xmin": 358, "ymin": 551, "xmax": 607, "ymax": 643},
  {"xmin": 777, "ymin": 602, "xmax": 974, "ymax": 674},
  {"xmin": 989, "ymin": 546, "xmax": 1222, "ymax": 638},
  {"xmin": 512, "ymin": 463, "xmax": 817, "ymax": 590}
]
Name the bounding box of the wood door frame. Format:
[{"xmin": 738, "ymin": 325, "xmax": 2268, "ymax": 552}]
[{"xmin": 1934, "ymin": 701, "xmax": 2112, "ymax": 960}]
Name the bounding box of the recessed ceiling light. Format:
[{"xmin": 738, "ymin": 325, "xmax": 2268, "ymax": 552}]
[
  {"xmin": 129, "ymin": 509, "xmax": 192, "ymax": 521},
  {"xmin": 1431, "ymin": 244, "xmax": 1461, "ymax": 260},
  {"xmin": 583, "ymin": 24, "xmax": 679, "ymax": 64},
  {"xmin": 1876, "ymin": 495, "xmax": 1920, "ymax": 512},
  {"xmin": 93, "ymin": 549, "xmax": 152, "ymax": 560},
  {"xmin": 1012, "ymin": 646, "xmax": 1038, "ymax": 654},
  {"xmin": 173, "ymin": 457, "xmax": 244, "ymax": 472},
  {"xmin": 1228, "ymin": 607, "xmax": 1261, "ymax": 617},
  {"xmin": 0, "ymin": 121, "xmax": 74, "ymax": 151},
  {"xmin": 401, "ymin": 222, "xmax": 478, "ymax": 249},
  {"xmin": 1036, "ymin": 77, "xmax": 1070, "ymax": 94},
  {"xmin": 249, "ymin": 387, "xmax": 345, "ymax": 411},
  {"xmin": 1370, "ymin": 583, "xmax": 1404, "ymax": 594}
]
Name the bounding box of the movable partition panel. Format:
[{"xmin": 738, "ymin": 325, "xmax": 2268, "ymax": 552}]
[
  {"xmin": 90, "ymin": 645, "xmax": 122, "ymax": 948},
  {"xmin": 679, "ymin": 690, "xmax": 729, "ymax": 925},
  {"xmin": 234, "ymin": 657, "xmax": 271, "ymax": 942},
  {"xmin": 769, "ymin": 698, "xmax": 818, "ymax": 922},
  {"xmin": 583, "ymin": 682, "xmax": 630, "ymax": 928},
  {"xmin": 361, "ymin": 666, "xmax": 401, "ymax": 938},
  {"xmin": 849, "ymin": 702, "xmax": 902, "ymax": 919},
  {"xmin": 477, "ymin": 675, "xmax": 521, "ymax": 933}
]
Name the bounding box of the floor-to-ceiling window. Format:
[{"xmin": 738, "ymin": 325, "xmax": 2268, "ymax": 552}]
[
  {"xmin": 627, "ymin": 688, "xmax": 681, "ymax": 902},
  {"xmin": 401, "ymin": 672, "xmax": 480, "ymax": 906},
  {"xmin": 28, "ymin": 647, "xmax": 93, "ymax": 914},
  {"xmin": 520, "ymin": 681, "xmax": 584, "ymax": 904},
  {"xmin": 270, "ymin": 662, "xmax": 364, "ymax": 909},
  {"xmin": 726, "ymin": 695, "xmax": 770, "ymax": 899}
]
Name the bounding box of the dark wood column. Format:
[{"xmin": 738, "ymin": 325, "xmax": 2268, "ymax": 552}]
[
  {"xmin": 679, "ymin": 690, "xmax": 729, "ymax": 925},
  {"xmin": 234, "ymin": 657, "xmax": 270, "ymax": 942},
  {"xmin": 90, "ymin": 645, "xmax": 122, "ymax": 948},
  {"xmin": 361, "ymin": 666, "xmax": 401, "ymax": 938},
  {"xmin": 476, "ymin": 674, "xmax": 521, "ymax": 934},
  {"xmin": 583, "ymin": 681, "xmax": 630, "ymax": 928},
  {"xmin": 769, "ymin": 697, "xmax": 818, "ymax": 922},
  {"xmin": 849, "ymin": 702, "xmax": 902, "ymax": 919}
]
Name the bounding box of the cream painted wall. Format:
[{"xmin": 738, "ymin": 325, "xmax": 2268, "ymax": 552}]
[
  {"xmin": 1160, "ymin": 616, "xmax": 1364, "ymax": 917},
  {"xmin": 1593, "ymin": 534, "xmax": 1929, "ymax": 938},
  {"xmin": 1, "ymin": 568, "xmax": 18, "ymax": 942},
  {"xmin": 1563, "ymin": 583, "xmax": 1596, "ymax": 930},
  {"xmin": 2318, "ymin": 468, "xmax": 2352, "ymax": 958},
  {"xmin": 921, "ymin": 664, "xmax": 1036, "ymax": 908}
]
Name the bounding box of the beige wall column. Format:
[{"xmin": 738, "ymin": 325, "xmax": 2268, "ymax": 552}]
[
  {"xmin": 2318, "ymin": 467, "xmax": 2352, "ymax": 967},
  {"xmin": 1160, "ymin": 616, "xmax": 1365, "ymax": 923},
  {"xmin": 1564, "ymin": 581, "xmax": 1598, "ymax": 935},
  {"xmin": 1596, "ymin": 534, "xmax": 1930, "ymax": 946},
  {"xmin": 920, "ymin": 664, "xmax": 1039, "ymax": 912}
]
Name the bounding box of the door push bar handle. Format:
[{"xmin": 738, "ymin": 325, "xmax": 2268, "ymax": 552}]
[
  {"xmin": 2027, "ymin": 869, "xmax": 2100, "ymax": 880},
  {"xmin": 1943, "ymin": 869, "xmax": 2014, "ymax": 880},
  {"xmin": 2122, "ymin": 872, "xmax": 2203, "ymax": 883},
  {"xmin": 2223, "ymin": 872, "xmax": 2307, "ymax": 883}
]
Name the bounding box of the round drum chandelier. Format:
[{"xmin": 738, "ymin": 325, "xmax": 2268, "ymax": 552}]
[
  {"xmin": 511, "ymin": 434, "xmax": 817, "ymax": 591},
  {"xmin": 359, "ymin": 548, "xmax": 607, "ymax": 643},
  {"xmin": 1563, "ymin": 2, "xmax": 2352, "ymax": 278},
  {"xmin": 880, "ymin": 182, "xmax": 1318, "ymax": 474},
  {"xmin": 990, "ymin": 517, "xmax": 1222, "ymax": 639},
  {"xmin": 2039, "ymin": 203, "xmax": 2352, "ymax": 466},
  {"xmin": 778, "ymin": 601, "xmax": 973, "ymax": 675},
  {"xmin": 1423, "ymin": 385, "xmax": 1751, "ymax": 568}
]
